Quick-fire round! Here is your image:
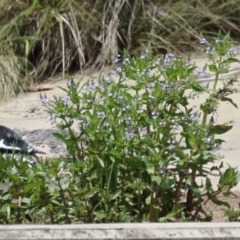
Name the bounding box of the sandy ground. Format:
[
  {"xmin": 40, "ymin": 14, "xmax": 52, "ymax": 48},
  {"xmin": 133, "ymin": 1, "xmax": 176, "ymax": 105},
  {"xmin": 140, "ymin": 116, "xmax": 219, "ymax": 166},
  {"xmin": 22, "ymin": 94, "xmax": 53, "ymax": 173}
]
[{"xmin": 0, "ymin": 55, "xmax": 240, "ymax": 220}]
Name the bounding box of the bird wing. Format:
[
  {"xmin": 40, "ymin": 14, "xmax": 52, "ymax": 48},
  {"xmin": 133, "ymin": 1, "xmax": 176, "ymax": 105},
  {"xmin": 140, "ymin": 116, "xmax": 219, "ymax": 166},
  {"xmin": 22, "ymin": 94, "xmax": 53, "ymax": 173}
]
[{"xmin": 0, "ymin": 125, "xmax": 45, "ymax": 155}]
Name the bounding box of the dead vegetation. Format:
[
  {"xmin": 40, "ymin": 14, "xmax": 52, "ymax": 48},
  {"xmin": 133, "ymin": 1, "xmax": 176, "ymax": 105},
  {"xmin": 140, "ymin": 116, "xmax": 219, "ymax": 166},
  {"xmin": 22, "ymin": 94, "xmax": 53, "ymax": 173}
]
[{"xmin": 0, "ymin": 0, "xmax": 240, "ymax": 100}]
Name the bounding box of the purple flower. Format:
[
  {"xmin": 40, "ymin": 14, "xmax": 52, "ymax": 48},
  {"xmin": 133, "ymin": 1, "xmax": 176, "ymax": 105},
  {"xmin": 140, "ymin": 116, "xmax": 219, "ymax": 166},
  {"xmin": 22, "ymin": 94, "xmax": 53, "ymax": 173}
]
[
  {"xmin": 40, "ymin": 95, "xmax": 49, "ymax": 105},
  {"xmin": 227, "ymin": 47, "xmax": 239, "ymax": 57},
  {"xmin": 164, "ymin": 53, "xmax": 175, "ymax": 64},
  {"xmin": 67, "ymin": 79, "xmax": 76, "ymax": 88},
  {"xmin": 152, "ymin": 111, "xmax": 159, "ymax": 120},
  {"xmin": 125, "ymin": 129, "xmax": 134, "ymax": 139},
  {"xmin": 104, "ymin": 74, "xmax": 114, "ymax": 83},
  {"xmin": 113, "ymin": 65, "xmax": 122, "ymax": 74},
  {"xmin": 190, "ymin": 114, "xmax": 200, "ymax": 122},
  {"xmin": 123, "ymin": 104, "xmax": 130, "ymax": 111},
  {"xmin": 125, "ymin": 116, "xmax": 132, "ymax": 125},
  {"xmin": 113, "ymin": 54, "xmax": 121, "ymax": 63},
  {"xmin": 123, "ymin": 56, "xmax": 130, "ymax": 64},
  {"xmin": 199, "ymin": 38, "xmax": 209, "ymax": 45},
  {"xmin": 63, "ymin": 95, "xmax": 70, "ymax": 105},
  {"xmin": 97, "ymin": 111, "xmax": 106, "ymax": 119},
  {"xmin": 140, "ymin": 48, "xmax": 150, "ymax": 59},
  {"xmin": 205, "ymin": 47, "xmax": 216, "ymax": 56},
  {"xmin": 138, "ymin": 127, "xmax": 147, "ymax": 135},
  {"xmin": 48, "ymin": 113, "xmax": 55, "ymax": 122},
  {"xmin": 196, "ymin": 67, "xmax": 210, "ymax": 78}
]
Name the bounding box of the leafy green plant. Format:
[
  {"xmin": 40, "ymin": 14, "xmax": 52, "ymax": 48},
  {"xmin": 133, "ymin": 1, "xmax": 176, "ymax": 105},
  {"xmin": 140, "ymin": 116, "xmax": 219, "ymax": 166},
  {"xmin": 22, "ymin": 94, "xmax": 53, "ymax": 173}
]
[
  {"xmin": 0, "ymin": 33, "xmax": 240, "ymax": 223},
  {"xmin": 225, "ymin": 205, "xmax": 240, "ymax": 222},
  {"xmin": 40, "ymin": 32, "xmax": 240, "ymax": 222}
]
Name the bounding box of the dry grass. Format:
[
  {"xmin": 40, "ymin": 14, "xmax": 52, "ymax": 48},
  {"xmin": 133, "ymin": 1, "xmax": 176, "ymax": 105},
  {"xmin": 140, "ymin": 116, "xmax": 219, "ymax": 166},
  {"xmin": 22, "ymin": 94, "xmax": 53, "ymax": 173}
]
[{"xmin": 0, "ymin": 0, "xmax": 240, "ymax": 100}]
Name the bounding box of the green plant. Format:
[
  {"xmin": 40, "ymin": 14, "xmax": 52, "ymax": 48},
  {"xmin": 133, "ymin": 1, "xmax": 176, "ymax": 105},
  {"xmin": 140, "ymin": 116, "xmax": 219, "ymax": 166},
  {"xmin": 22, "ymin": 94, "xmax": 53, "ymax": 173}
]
[
  {"xmin": 0, "ymin": 33, "xmax": 240, "ymax": 223},
  {"xmin": 40, "ymin": 32, "xmax": 240, "ymax": 222},
  {"xmin": 224, "ymin": 205, "xmax": 240, "ymax": 222}
]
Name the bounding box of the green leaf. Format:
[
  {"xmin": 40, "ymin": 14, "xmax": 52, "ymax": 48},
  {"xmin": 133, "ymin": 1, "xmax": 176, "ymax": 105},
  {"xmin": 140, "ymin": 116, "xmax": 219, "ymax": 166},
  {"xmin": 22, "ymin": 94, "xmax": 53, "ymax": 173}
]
[
  {"xmin": 187, "ymin": 132, "xmax": 198, "ymax": 149},
  {"xmin": 218, "ymin": 166, "xmax": 239, "ymax": 188},
  {"xmin": 145, "ymin": 162, "xmax": 154, "ymax": 174},
  {"xmin": 160, "ymin": 205, "xmax": 185, "ymax": 222},
  {"xmin": 205, "ymin": 177, "xmax": 212, "ymax": 189},
  {"xmin": 208, "ymin": 64, "xmax": 218, "ymax": 73},
  {"xmin": 220, "ymin": 96, "xmax": 238, "ymax": 109},
  {"xmin": 151, "ymin": 175, "xmax": 162, "ymax": 185},
  {"xmin": 0, "ymin": 194, "xmax": 11, "ymax": 200},
  {"xmin": 60, "ymin": 177, "xmax": 71, "ymax": 190},
  {"xmin": 209, "ymin": 195, "xmax": 230, "ymax": 208},
  {"xmin": 209, "ymin": 124, "xmax": 233, "ymax": 135},
  {"xmin": 97, "ymin": 156, "xmax": 105, "ymax": 167},
  {"xmin": 222, "ymin": 58, "xmax": 240, "ymax": 64},
  {"xmin": 22, "ymin": 198, "xmax": 31, "ymax": 204},
  {"xmin": 52, "ymin": 132, "xmax": 66, "ymax": 141},
  {"xmin": 192, "ymin": 83, "xmax": 205, "ymax": 92},
  {"xmin": 94, "ymin": 211, "xmax": 107, "ymax": 220}
]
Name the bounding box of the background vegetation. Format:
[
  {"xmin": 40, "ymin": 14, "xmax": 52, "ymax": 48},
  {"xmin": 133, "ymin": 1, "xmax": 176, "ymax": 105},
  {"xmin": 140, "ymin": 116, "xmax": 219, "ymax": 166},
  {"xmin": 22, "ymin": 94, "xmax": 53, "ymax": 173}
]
[{"xmin": 0, "ymin": 0, "xmax": 240, "ymax": 100}]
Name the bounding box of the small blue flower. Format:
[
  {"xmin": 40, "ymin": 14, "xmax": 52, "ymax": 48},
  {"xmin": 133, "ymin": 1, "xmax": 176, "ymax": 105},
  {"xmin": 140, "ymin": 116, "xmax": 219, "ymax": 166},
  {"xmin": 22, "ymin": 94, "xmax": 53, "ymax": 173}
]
[
  {"xmin": 113, "ymin": 65, "xmax": 122, "ymax": 74},
  {"xmin": 104, "ymin": 74, "xmax": 114, "ymax": 83},
  {"xmin": 123, "ymin": 104, "xmax": 130, "ymax": 111},
  {"xmin": 123, "ymin": 56, "xmax": 130, "ymax": 64},
  {"xmin": 63, "ymin": 95, "xmax": 70, "ymax": 105},
  {"xmin": 149, "ymin": 94, "xmax": 156, "ymax": 100},
  {"xmin": 113, "ymin": 54, "xmax": 121, "ymax": 63},
  {"xmin": 196, "ymin": 67, "xmax": 210, "ymax": 78},
  {"xmin": 172, "ymin": 124, "xmax": 180, "ymax": 130},
  {"xmin": 40, "ymin": 96, "xmax": 49, "ymax": 105},
  {"xmin": 48, "ymin": 113, "xmax": 55, "ymax": 122},
  {"xmin": 138, "ymin": 127, "xmax": 147, "ymax": 135},
  {"xmin": 190, "ymin": 114, "xmax": 201, "ymax": 121},
  {"xmin": 76, "ymin": 119, "xmax": 83, "ymax": 124},
  {"xmin": 205, "ymin": 46, "xmax": 216, "ymax": 56},
  {"xmin": 89, "ymin": 83, "xmax": 98, "ymax": 91},
  {"xmin": 67, "ymin": 79, "xmax": 76, "ymax": 88},
  {"xmin": 83, "ymin": 83, "xmax": 98, "ymax": 92},
  {"xmin": 161, "ymin": 82, "xmax": 170, "ymax": 90},
  {"xmin": 97, "ymin": 111, "xmax": 106, "ymax": 119},
  {"xmin": 125, "ymin": 129, "xmax": 134, "ymax": 139},
  {"xmin": 125, "ymin": 116, "xmax": 132, "ymax": 125},
  {"xmin": 118, "ymin": 96, "xmax": 124, "ymax": 102},
  {"xmin": 199, "ymin": 38, "xmax": 209, "ymax": 45},
  {"xmin": 227, "ymin": 47, "xmax": 239, "ymax": 57},
  {"xmin": 140, "ymin": 48, "xmax": 150, "ymax": 59},
  {"xmin": 164, "ymin": 53, "xmax": 175, "ymax": 64},
  {"xmin": 152, "ymin": 111, "xmax": 159, "ymax": 120}
]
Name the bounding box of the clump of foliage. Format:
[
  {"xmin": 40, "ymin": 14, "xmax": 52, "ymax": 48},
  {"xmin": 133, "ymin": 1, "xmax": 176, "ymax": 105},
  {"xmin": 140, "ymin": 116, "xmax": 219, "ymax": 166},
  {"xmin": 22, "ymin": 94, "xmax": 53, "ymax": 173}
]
[
  {"xmin": 1, "ymin": 0, "xmax": 240, "ymax": 99},
  {"xmin": 0, "ymin": 33, "xmax": 240, "ymax": 223}
]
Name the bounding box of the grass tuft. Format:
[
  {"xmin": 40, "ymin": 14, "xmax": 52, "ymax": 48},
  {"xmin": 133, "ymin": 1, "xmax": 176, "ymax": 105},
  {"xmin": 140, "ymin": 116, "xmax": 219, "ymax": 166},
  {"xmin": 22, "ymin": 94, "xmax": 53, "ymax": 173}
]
[{"xmin": 0, "ymin": 0, "xmax": 240, "ymax": 99}]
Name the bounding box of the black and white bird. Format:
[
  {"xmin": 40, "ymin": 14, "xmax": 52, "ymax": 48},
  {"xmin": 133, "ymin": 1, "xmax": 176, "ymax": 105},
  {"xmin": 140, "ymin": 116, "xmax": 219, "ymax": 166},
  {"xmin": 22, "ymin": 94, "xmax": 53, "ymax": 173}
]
[{"xmin": 0, "ymin": 125, "xmax": 45, "ymax": 165}]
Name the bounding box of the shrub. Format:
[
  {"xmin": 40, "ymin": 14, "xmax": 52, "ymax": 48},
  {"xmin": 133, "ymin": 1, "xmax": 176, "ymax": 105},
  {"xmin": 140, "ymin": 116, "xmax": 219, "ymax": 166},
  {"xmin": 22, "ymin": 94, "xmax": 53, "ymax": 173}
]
[{"xmin": 0, "ymin": 33, "xmax": 240, "ymax": 223}]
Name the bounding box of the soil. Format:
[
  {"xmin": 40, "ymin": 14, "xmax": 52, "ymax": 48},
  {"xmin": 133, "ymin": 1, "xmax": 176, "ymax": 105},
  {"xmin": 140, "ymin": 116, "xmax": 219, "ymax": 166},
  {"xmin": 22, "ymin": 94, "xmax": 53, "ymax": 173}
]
[{"xmin": 205, "ymin": 191, "xmax": 240, "ymax": 222}]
